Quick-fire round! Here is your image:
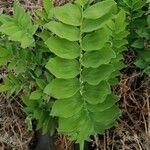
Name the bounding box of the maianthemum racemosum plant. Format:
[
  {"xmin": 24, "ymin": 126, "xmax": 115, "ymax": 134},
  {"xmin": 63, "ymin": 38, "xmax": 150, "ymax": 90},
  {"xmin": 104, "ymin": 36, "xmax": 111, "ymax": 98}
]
[
  {"xmin": 0, "ymin": 0, "xmax": 128, "ymax": 149},
  {"xmin": 43, "ymin": 0, "xmax": 128, "ymax": 148}
]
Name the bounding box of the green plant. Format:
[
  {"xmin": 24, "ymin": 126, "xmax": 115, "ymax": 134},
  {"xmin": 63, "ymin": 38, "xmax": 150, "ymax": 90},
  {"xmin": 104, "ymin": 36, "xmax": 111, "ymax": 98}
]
[
  {"xmin": 42, "ymin": 0, "xmax": 128, "ymax": 148},
  {"xmin": 0, "ymin": 2, "xmax": 55, "ymax": 133},
  {"xmin": 0, "ymin": 0, "xmax": 128, "ymax": 149},
  {"xmin": 117, "ymin": 0, "xmax": 150, "ymax": 76},
  {"xmin": 133, "ymin": 3, "xmax": 150, "ymax": 76}
]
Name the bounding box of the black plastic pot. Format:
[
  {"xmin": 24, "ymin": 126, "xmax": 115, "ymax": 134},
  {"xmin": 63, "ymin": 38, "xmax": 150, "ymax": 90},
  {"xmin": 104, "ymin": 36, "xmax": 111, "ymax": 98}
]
[
  {"xmin": 35, "ymin": 132, "xmax": 91, "ymax": 150},
  {"xmin": 35, "ymin": 133, "xmax": 55, "ymax": 150}
]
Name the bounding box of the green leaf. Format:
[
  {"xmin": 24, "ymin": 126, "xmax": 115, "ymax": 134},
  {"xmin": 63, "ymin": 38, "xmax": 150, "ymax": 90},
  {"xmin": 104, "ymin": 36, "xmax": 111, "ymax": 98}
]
[
  {"xmin": 83, "ymin": 0, "xmax": 116, "ymax": 19},
  {"xmin": 134, "ymin": 58, "xmax": 147, "ymax": 69},
  {"xmin": 13, "ymin": 4, "xmax": 32, "ymax": 27},
  {"xmin": 112, "ymin": 61, "xmax": 125, "ymax": 71},
  {"xmin": 113, "ymin": 39, "xmax": 128, "ymax": 48},
  {"xmin": 0, "ymin": 14, "xmax": 13, "ymax": 23},
  {"xmin": 94, "ymin": 122, "xmax": 114, "ymax": 134},
  {"xmin": 114, "ymin": 9, "xmax": 126, "ymax": 33},
  {"xmin": 136, "ymin": 28, "xmax": 150, "ymax": 39},
  {"xmin": 45, "ymin": 72, "xmax": 54, "ymax": 83},
  {"xmin": 0, "ymin": 57, "xmax": 9, "ymax": 65},
  {"xmin": 0, "ymin": 22, "xmax": 20, "ymax": 35},
  {"xmin": 25, "ymin": 116, "xmax": 33, "ymax": 131},
  {"xmin": 51, "ymin": 93, "xmax": 83, "ymax": 118},
  {"xmin": 0, "ymin": 4, "xmax": 37, "ymax": 48},
  {"xmin": 87, "ymin": 94, "xmax": 118, "ymax": 112},
  {"xmin": 35, "ymin": 9, "xmax": 48, "ymax": 20},
  {"xmin": 43, "ymin": 0, "xmax": 53, "ymax": 15},
  {"xmin": 122, "ymin": 0, "xmax": 132, "ymax": 7},
  {"xmin": 91, "ymin": 105, "xmax": 120, "ymax": 124},
  {"xmin": 34, "ymin": 108, "xmax": 42, "ymax": 120},
  {"xmin": 82, "ymin": 47, "xmax": 116, "ymax": 68},
  {"xmin": 36, "ymin": 111, "xmax": 49, "ymax": 130},
  {"xmin": 82, "ymin": 9, "xmax": 115, "ymax": 32},
  {"xmin": 58, "ymin": 113, "xmax": 80, "ymax": 132},
  {"xmin": 137, "ymin": 51, "xmax": 150, "ymax": 62},
  {"xmin": 58, "ymin": 111, "xmax": 94, "ymax": 143},
  {"xmin": 44, "ymin": 78, "xmax": 80, "ymax": 99},
  {"xmin": 37, "ymin": 31, "xmax": 51, "ymax": 41},
  {"xmin": 131, "ymin": 39, "xmax": 144, "ymax": 49},
  {"xmin": 46, "ymin": 57, "xmax": 80, "ymax": 79},
  {"xmin": 108, "ymin": 77, "xmax": 119, "ymax": 85},
  {"xmin": 114, "ymin": 31, "xmax": 129, "ymax": 40},
  {"xmin": 22, "ymin": 96, "xmax": 39, "ymax": 108},
  {"xmin": 29, "ymin": 90, "xmax": 43, "ymax": 100},
  {"xmin": 15, "ymin": 61, "xmax": 26, "ymax": 74},
  {"xmin": 42, "ymin": 117, "xmax": 53, "ymax": 134},
  {"xmin": 82, "ymin": 65, "xmax": 114, "ymax": 85},
  {"xmin": 0, "ymin": 46, "xmax": 9, "ymax": 57},
  {"xmin": 45, "ymin": 36, "xmax": 80, "ymax": 59},
  {"xmin": 75, "ymin": 0, "xmax": 89, "ymax": 6},
  {"xmin": 83, "ymin": 81, "xmax": 111, "ymax": 104},
  {"xmin": 0, "ymin": 84, "xmax": 10, "ymax": 92},
  {"xmin": 133, "ymin": 0, "xmax": 146, "ymax": 11},
  {"xmin": 8, "ymin": 73, "xmax": 20, "ymax": 86},
  {"xmin": 36, "ymin": 78, "xmax": 46, "ymax": 89},
  {"xmin": 54, "ymin": 3, "xmax": 82, "ymax": 26},
  {"xmin": 76, "ymin": 115, "xmax": 94, "ymax": 142},
  {"xmin": 45, "ymin": 21, "xmax": 80, "ymax": 41},
  {"xmin": 82, "ymin": 27, "xmax": 110, "ymax": 51},
  {"xmin": 132, "ymin": 10, "xmax": 144, "ymax": 19}
]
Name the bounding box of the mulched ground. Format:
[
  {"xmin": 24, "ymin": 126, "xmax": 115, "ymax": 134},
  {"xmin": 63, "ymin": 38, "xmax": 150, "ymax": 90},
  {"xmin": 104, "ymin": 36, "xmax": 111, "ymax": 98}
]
[
  {"xmin": 0, "ymin": 94, "xmax": 34, "ymax": 150},
  {"xmin": 0, "ymin": 0, "xmax": 150, "ymax": 150}
]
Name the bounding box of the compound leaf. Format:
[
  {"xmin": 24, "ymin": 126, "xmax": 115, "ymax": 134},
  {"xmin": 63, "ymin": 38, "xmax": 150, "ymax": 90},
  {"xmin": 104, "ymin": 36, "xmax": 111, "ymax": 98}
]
[{"xmin": 0, "ymin": 4, "xmax": 37, "ymax": 48}]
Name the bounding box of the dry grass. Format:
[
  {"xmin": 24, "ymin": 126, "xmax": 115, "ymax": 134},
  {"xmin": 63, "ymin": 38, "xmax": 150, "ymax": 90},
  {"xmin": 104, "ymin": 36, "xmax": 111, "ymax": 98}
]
[
  {"xmin": 94, "ymin": 73, "xmax": 150, "ymax": 150},
  {"xmin": 0, "ymin": 0, "xmax": 150, "ymax": 150},
  {"xmin": 0, "ymin": 93, "xmax": 34, "ymax": 150}
]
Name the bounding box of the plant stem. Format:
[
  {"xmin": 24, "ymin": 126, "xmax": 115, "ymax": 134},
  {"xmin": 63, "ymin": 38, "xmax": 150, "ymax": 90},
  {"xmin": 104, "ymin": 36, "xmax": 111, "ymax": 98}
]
[
  {"xmin": 79, "ymin": 6, "xmax": 84, "ymax": 96},
  {"xmin": 80, "ymin": 141, "xmax": 84, "ymax": 150}
]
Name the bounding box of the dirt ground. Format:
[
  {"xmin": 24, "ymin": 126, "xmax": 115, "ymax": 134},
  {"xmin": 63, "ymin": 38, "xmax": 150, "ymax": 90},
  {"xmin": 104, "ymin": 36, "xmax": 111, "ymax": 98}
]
[{"xmin": 0, "ymin": 0, "xmax": 150, "ymax": 150}]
